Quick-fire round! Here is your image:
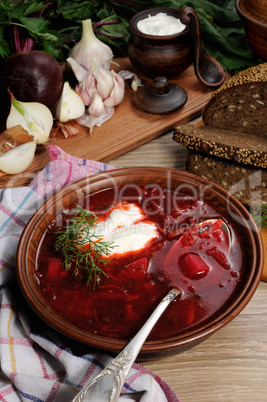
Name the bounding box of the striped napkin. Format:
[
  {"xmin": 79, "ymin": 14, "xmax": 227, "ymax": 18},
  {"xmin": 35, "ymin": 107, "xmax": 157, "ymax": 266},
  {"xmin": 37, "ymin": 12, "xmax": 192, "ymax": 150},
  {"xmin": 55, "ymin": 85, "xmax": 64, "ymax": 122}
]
[{"xmin": 0, "ymin": 145, "xmax": 180, "ymax": 402}]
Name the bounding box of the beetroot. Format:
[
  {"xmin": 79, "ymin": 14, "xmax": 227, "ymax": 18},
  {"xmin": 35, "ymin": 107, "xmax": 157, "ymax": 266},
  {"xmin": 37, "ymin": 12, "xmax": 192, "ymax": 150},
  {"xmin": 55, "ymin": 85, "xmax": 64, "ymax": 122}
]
[{"xmin": 0, "ymin": 51, "xmax": 64, "ymax": 111}]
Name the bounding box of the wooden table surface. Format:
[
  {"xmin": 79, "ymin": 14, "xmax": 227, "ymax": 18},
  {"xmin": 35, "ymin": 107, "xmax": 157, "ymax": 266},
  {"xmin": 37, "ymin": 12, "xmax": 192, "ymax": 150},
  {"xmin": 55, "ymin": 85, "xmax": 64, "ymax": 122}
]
[{"xmin": 109, "ymin": 130, "xmax": 267, "ymax": 402}]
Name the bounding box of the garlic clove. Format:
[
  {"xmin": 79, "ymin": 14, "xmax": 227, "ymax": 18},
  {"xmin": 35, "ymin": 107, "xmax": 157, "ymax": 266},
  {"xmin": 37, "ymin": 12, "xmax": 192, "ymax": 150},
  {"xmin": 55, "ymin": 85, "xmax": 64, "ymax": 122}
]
[
  {"xmin": 66, "ymin": 57, "xmax": 87, "ymax": 83},
  {"xmin": 103, "ymin": 71, "xmax": 125, "ymax": 107},
  {"xmin": 76, "ymin": 70, "xmax": 97, "ymax": 106},
  {"xmin": 77, "ymin": 106, "xmax": 114, "ymax": 133},
  {"xmin": 89, "ymin": 92, "xmax": 105, "ymax": 116},
  {"xmin": 55, "ymin": 81, "xmax": 85, "ymax": 123},
  {"xmin": 6, "ymin": 99, "xmax": 53, "ymax": 144},
  {"xmin": 0, "ymin": 140, "xmax": 36, "ymax": 174},
  {"xmin": 118, "ymin": 70, "xmax": 143, "ymax": 91},
  {"xmin": 69, "ymin": 19, "xmax": 113, "ymax": 71},
  {"xmin": 93, "ymin": 62, "xmax": 114, "ymax": 100}
]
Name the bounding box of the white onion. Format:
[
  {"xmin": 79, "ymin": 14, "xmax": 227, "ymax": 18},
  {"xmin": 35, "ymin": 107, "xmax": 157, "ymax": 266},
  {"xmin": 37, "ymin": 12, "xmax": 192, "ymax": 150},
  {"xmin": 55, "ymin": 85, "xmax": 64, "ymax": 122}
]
[
  {"xmin": 6, "ymin": 99, "xmax": 53, "ymax": 144},
  {"xmin": 0, "ymin": 141, "xmax": 37, "ymax": 174}
]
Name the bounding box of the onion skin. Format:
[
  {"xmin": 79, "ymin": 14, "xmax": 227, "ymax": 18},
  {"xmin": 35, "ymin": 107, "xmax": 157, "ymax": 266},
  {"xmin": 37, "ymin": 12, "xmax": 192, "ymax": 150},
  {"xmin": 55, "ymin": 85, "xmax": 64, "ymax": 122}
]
[{"xmin": 0, "ymin": 51, "xmax": 64, "ymax": 111}]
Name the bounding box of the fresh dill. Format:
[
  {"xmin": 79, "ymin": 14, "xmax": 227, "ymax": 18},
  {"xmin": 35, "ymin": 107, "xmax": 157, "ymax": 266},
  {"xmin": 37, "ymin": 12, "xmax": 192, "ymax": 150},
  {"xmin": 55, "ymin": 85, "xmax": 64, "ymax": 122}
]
[{"xmin": 55, "ymin": 206, "xmax": 114, "ymax": 286}]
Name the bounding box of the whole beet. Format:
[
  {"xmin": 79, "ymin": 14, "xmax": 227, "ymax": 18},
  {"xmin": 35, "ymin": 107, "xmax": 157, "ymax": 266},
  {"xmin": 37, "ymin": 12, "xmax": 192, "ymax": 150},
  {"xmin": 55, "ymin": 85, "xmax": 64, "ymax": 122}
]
[{"xmin": 0, "ymin": 51, "xmax": 64, "ymax": 111}]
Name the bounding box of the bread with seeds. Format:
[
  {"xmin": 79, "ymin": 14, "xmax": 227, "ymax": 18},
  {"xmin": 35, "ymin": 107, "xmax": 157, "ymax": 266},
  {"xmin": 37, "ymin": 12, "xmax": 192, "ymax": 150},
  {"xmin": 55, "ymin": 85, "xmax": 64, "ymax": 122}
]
[
  {"xmin": 173, "ymin": 124, "xmax": 267, "ymax": 168},
  {"xmin": 202, "ymin": 62, "xmax": 267, "ymax": 135},
  {"xmin": 185, "ymin": 151, "xmax": 267, "ymax": 207}
]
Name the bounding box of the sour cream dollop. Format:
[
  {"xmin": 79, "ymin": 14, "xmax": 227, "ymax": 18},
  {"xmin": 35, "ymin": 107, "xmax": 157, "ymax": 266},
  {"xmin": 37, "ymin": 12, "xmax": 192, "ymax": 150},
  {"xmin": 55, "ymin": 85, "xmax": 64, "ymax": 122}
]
[
  {"xmin": 137, "ymin": 12, "xmax": 186, "ymax": 36},
  {"xmin": 86, "ymin": 203, "xmax": 158, "ymax": 256}
]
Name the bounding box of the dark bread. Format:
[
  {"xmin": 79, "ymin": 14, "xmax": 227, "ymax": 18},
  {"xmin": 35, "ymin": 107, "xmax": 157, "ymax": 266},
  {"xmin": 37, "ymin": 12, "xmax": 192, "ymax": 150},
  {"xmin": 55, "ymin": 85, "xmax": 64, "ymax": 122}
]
[
  {"xmin": 185, "ymin": 151, "xmax": 267, "ymax": 207},
  {"xmin": 173, "ymin": 124, "xmax": 267, "ymax": 168},
  {"xmin": 202, "ymin": 63, "xmax": 267, "ymax": 135}
]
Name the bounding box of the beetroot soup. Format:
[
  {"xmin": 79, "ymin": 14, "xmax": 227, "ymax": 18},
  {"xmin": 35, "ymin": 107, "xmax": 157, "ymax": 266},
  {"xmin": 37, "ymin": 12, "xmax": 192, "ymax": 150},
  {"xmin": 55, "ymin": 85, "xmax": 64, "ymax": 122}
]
[{"xmin": 36, "ymin": 185, "xmax": 244, "ymax": 340}]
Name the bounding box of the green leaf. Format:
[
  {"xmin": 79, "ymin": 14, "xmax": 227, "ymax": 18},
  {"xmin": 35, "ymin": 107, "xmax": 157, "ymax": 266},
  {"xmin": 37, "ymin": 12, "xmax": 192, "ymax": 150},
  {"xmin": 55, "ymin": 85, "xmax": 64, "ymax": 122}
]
[
  {"xmin": 18, "ymin": 16, "xmax": 50, "ymax": 33},
  {"xmin": 0, "ymin": 39, "xmax": 10, "ymax": 59},
  {"xmin": 57, "ymin": 1, "xmax": 98, "ymax": 21},
  {"xmin": 0, "ymin": 26, "xmax": 10, "ymax": 58},
  {"xmin": 11, "ymin": 2, "xmax": 46, "ymax": 18},
  {"xmin": 22, "ymin": 1, "xmax": 47, "ymax": 16}
]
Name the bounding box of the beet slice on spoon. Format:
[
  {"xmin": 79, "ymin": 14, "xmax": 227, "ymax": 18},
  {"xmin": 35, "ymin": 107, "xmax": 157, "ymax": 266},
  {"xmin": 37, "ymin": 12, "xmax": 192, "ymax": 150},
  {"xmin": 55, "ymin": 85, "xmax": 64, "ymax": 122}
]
[{"xmin": 163, "ymin": 218, "xmax": 231, "ymax": 294}]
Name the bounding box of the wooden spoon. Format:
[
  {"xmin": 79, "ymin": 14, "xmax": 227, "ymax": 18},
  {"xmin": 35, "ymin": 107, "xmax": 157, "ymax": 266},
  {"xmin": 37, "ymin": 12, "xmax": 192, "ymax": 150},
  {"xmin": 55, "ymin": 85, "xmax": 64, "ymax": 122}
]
[{"xmin": 180, "ymin": 6, "xmax": 226, "ymax": 88}]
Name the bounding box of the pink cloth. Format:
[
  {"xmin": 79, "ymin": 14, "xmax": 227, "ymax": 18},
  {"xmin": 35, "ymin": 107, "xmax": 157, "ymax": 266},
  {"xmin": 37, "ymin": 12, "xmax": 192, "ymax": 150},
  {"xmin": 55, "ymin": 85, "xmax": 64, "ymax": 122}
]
[{"xmin": 0, "ymin": 146, "xmax": 180, "ymax": 402}]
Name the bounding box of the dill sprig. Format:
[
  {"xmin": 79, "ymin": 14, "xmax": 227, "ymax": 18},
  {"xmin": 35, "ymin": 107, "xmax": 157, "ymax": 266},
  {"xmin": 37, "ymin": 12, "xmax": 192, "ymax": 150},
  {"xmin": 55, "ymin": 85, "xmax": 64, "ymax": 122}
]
[{"xmin": 55, "ymin": 206, "xmax": 114, "ymax": 287}]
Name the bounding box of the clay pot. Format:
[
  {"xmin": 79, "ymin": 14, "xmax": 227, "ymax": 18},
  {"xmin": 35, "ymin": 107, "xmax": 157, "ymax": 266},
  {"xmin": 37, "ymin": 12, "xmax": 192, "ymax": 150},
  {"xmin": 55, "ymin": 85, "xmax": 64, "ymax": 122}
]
[
  {"xmin": 127, "ymin": 7, "xmax": 225, "ymax": 88},
  {"xmin": 236, "ymin": 0, "xmax": 267, "ymax": 60},
  {"xmin": 243, "ymin": 0, "xmax": 267, "ymax": 20},
  {"xmin": 128, "ymin": 7, "xmax": 193, "ymax": 78}
]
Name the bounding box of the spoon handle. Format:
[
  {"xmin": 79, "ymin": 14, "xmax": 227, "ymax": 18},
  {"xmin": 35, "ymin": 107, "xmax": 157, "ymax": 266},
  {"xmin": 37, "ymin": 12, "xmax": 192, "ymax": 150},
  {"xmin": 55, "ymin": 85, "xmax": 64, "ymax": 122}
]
[{"xmin": 72, "ymin": 288, "xmax": 181, "ymax": 402}]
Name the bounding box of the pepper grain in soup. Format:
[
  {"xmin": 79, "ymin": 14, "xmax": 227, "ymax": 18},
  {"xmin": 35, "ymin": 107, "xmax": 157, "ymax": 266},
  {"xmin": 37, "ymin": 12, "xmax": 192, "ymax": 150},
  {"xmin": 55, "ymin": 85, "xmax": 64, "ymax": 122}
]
[{"xmin": 36, "ymin": 185, "xmax": 244, "ymax": 340}]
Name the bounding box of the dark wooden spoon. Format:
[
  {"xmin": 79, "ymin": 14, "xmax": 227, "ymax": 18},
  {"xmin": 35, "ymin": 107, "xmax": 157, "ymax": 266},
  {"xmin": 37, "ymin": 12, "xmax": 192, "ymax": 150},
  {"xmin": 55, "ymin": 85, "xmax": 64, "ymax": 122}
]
[{"xmin": 180, "ymin": 6, "xmax": 226, "ymax": 88}]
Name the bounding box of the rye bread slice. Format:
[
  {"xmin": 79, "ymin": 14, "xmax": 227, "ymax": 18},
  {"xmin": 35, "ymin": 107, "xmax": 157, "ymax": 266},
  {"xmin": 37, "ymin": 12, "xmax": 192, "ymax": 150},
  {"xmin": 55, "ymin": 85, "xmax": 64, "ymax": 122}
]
[
  {"xmin": 173, "ymin": 124, "xmax": 267, "ymax": 168},
  {"xmin": 185, "ymin": 150, "xmax": 267, "ymax": 207},
  {"xmin": 202, "ymin": 62, "xmax": 267, "ymax": 135}
]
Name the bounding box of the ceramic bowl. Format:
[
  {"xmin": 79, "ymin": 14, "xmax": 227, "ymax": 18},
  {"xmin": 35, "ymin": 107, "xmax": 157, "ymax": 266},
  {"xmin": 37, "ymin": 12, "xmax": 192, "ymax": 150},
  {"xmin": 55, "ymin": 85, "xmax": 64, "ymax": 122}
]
[
  {"xmin": 236, "ymin": 0, "xmax": 267, "ymax": 60},
  {"xmin": 16, "ymin": 167, "xmax": 263, "ymax": 360}
]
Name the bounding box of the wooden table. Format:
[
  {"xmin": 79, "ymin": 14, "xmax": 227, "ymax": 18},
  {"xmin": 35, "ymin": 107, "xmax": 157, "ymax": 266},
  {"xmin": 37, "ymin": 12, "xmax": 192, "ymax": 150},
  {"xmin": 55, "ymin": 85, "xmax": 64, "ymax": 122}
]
[{"xmin": 110, "ymin": 130, "xmax": 267, "ymax": 402}]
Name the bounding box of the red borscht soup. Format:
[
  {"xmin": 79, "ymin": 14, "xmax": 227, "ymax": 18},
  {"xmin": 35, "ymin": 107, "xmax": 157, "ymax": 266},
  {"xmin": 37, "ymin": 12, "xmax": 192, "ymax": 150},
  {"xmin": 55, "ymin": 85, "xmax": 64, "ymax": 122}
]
[{"xmin": 36, "ymin": 185, "xmax": 243, "ymax": 340}]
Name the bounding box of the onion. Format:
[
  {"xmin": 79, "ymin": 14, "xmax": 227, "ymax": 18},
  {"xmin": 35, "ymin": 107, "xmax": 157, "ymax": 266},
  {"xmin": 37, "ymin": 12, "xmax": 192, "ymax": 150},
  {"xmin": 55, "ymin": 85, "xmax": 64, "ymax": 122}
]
[
  {"xmin": 0, "ymin": 125, "xmax": 34, "ymax": 155},
  {"xmin": 6, "ymin": 98, "xmax": 53, "ymax": 145},
  {"xmin": 0, "ymin": 51, "xmax": 64, "ymax": 110},
  {"xmin": 0, "ymin": 141, "xmax": 36, "ymax": 174}
]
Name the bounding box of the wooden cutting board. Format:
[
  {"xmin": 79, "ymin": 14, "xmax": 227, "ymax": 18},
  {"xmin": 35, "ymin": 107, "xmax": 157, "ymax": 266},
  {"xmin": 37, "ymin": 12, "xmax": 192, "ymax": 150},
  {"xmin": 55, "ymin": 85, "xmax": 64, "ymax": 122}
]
[{"xmin": 0, "ymin": 58, "xmax": 217, "ymax": 187}]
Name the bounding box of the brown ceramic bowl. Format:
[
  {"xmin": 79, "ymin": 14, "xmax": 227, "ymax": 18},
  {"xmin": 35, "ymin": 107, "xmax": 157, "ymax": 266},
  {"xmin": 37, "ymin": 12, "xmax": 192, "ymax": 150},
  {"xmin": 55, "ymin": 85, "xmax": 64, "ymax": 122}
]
[
  {"xmin": 236, "ymin": 0, "xmax": 267, "ymax": 60},
  {"xmin": 16, "ymin": 167, "xmax": 263, "ymax": 360}
]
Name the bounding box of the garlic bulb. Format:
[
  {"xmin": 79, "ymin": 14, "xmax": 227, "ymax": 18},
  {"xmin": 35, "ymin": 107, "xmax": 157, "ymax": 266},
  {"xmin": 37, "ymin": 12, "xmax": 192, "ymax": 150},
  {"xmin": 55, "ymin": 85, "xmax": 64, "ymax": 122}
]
[
  {"xmin": 0, "ymin": 141, "xmax": 36, "ymax": 174},
  {"xmin": 55, "ymin": 82, "xmax": 85, "ymax": 123},
  {"xmin": 69, "ymin": 19, "xmax": 113, "ymax": 70},
  {"xmin": 6, "ymin": 99, "xmax": 53, "ymax": 144}
]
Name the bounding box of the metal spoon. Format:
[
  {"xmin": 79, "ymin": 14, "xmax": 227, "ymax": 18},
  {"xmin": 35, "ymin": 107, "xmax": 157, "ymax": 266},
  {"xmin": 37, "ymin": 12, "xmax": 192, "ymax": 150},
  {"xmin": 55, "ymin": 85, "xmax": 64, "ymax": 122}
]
[
  {"xmin": 72, "ymin": 218, "xmax": 230, "ymax": 402},
  {"xmin": 71, "ymin": 287, "xmax": 181, "ymax": 402}
]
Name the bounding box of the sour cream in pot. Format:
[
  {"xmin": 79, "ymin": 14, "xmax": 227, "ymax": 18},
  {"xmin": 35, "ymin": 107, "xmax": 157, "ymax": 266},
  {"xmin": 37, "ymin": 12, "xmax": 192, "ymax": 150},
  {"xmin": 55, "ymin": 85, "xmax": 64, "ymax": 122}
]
[{"xmin": 137, "ymin": 12, "xmax": 186, "ymax": 36}]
